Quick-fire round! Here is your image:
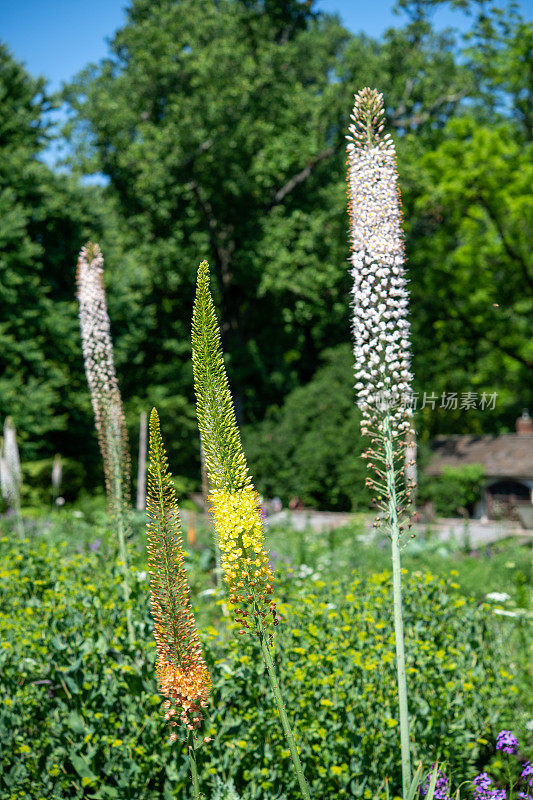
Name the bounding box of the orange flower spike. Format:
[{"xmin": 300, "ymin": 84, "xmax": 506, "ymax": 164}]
[{"xmin": 146, "ymin": 408, "xmax": 210, "ymax": 735}]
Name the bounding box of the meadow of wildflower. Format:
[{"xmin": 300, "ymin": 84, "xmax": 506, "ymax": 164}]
[{"xmin": 0, "ymin": 511, "xmax": 530, "ymax": 799}]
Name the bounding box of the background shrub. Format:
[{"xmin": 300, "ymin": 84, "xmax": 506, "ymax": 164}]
[
  {"xmin": 244, "ymin": 345, "xmax": 370, "ymax": 511},
  {"xmin": 418, "ymin": 463, "xmax": 485, "ymax": 517}
]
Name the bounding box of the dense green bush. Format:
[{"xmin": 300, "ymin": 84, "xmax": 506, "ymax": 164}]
[
  {"xmin": 0, "ymin": 526, "xmax": 522, "ymax": 799},
  {"xmin": 244, "ymin": 345, "xmax": 370, "ymax": 511},
  {"xmin": 418, "ymin": 464, "xmax": 485, "ymax": 517}
]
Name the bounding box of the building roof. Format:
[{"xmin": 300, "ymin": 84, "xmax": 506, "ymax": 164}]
[{"xmin": 427, "ymin": 434, "xmax": 533, "ymax": 479}]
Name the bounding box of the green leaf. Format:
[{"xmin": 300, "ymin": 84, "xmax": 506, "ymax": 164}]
[
  {"xmin": 406, "ymin": 764, "xmax": 424, "ymax": 800},
  {"xmin": 70, "ymin": 753, "xmax": 97, "ymax": 783},
  {"xmin": 66, "ymin": 711, "xmax": 85, "ymax": 734},
  {"xmin": 424, "ymin": 763, "xmax": 441, "ymax": 800}
]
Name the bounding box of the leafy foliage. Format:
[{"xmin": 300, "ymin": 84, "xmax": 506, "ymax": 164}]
[
  {"xmin": 0, "ymin": 1, "xmax": 531, "ymax": 507},
  {"xmin": 0, "ymin": 46, "xmax": 105, "ymax": 477},
  {"xmin": 63, "ymin": 0, "xmax": 353, "ymax": 427},
  {"xmin": 406, "ymin": 116, "xmax": 533, "ymax": 435}
]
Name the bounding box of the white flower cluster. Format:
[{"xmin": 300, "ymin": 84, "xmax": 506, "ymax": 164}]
[
  {"xmin": 76, "ymin": 243, "xmax": 130, "ymax": 505},
  {"xmin": 346, "ymin": 88, "xmax": 413, "ymax": 440}
]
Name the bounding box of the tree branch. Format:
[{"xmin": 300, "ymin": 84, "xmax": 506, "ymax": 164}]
[
  {"xmin": 392, "ymin": 78, "xmax": 414, "ymax": 124},
  {"xmin": 267, "ymin": 143, "xmax": 339, "ymax": 209},
  {"xmin": 451, "ymin": 307, "xmax": 532, "ymax": 369},
  {"xmin": 188, "ymin": 180, "xmax": 234, "ymax": 287},
  {"xmin": 177, "ymin": 138, "xmax": 214, "ymax": 172},
  {"xmin": 391, "ymin": 90, "xmax": 468, "ymax": 129}
]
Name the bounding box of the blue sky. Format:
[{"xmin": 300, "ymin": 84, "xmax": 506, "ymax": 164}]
[{"xmin": 0, "ymin": 0, "xmax": 504, "ymax": 92}]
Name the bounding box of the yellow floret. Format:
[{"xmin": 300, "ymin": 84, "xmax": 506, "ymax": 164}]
[{"xmin": 210, "ymin": 487, "xmax": 275, "ymax": 630}]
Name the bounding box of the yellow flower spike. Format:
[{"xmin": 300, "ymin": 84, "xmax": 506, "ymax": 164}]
[
  {"xmin": 192, "ymin": 263, "xmax": 276, "ymax": 636},
  {"xmin": 209, "ymin": 487, "xmax": 275, "ymax": 625},
  {"xmin": 146, "ymin": 408, "xmax": 211, "ymax": 736},
  {"xmin": 191, "ymin": 263, "xmax": 311, "ymax": 800}
]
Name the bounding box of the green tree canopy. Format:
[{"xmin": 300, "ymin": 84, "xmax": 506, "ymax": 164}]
[
  {"xmin": 406, "ymin": 114, "xmax": 532, "ymax": 435},
  {"xmin": 1, "ymin": 0, "xmax": 531, "ymax": 505},
  {"xmin": 63, "ymin": 0, "xmax": 472, "ymax": 424},
  {"xmin": 244, "ymin": 344, "xmax": 370, "ymax": 510},
  {"xmin": 0, "ymin": 45, "xmax": 118, "ymax": 492}
]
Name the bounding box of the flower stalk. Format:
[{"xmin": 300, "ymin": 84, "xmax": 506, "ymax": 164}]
[
  {"xmin": 191, "ymin": 261, "xmax": 311, "ymax": 800},
  {"xmin": 51, "ymin": 453, "xmax": 63, "ymax": 503},
  {"xmin": 76, "ymin": 242, "xmax": 134, "ymax": 645},
  {"xmin": 346, "ymin": 88, "xmax": 416, "ymax": 797},
  {"xmin": 1, "ymin": 417, "xmax": 24, "ymax": 539},
  {"xmin": 147, "ymin": 408, "xmax": 211, "ymax": 796}
]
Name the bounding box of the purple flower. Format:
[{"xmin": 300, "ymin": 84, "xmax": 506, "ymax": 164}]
[
  {"xmin": 268, "ymin": 550, "xmax": 278, "ymax": 571},
  {"xmin": 518, "ymin": 793, "xmax": 533, "ymax": 800},
  {"xmin": 421, "ymin": 766, "xmax": 449, "ymax": 800},
  {"xmin": 522, "ymin": 762, "xmax": 533, "ymax": 788},
  {"xmin": 473, "ymin": 774, "xmax": 507, "ymax": 800},
  {"xmin": 89, "ymin": 538, "xmax": 102, "ymax": 552},
  {"xmin": 474, "ymin": 774, "xmax": 492, "ymax": 793},
  {"xmin": 496, "ymin": 730, "xmax": 518, "ymax": 755}
]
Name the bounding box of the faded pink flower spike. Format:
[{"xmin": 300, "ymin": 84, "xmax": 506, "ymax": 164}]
[
  {"xmin": 76, "ymin": 243, "xmax": 131, "ymax": 513},
  {"xmin": 347, "ymin": 88, "xmax": 413, "ymax": 434},
  {"xmin": 76, "ymin": 242, "xmax": 134, "ymax": 645}
]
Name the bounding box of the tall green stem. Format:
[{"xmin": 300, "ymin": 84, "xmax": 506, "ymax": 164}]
[
  {"xmin": 12, "ymin": 492, "xmax": 24, "ymax": 540},
  {"xmin": 260, "ymin": 635, "xmax": 311, "ymax": 800},
  {"xmin": 109, "ymin": 426, "xmax": 134, "ymax": 647},
  {"xmin": 383, "ymin": 414, "xmax": 411, "ymax": 797},
  {"xmin": 116, "ymin": 501, "xmax": 134, "ymax": 646},
  {"xmin": 188, "ymin": 732, "xmax": 201, "ymax": 800}
]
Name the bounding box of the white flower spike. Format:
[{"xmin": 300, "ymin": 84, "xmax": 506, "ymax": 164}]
[
  {"xmin": 346, "ymin": 88, "xmax": 417, "ymax": 796},
  {"xmin": 346, "ymin": 88, "xmax": 416, "ymax": 527},
  {"xmin": 347, "ymin": 87, "xmax": 414, "ymax": 442}
]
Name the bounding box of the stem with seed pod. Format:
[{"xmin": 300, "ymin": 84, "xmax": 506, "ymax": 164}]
[
  {"xmin": 76, "ymin": 243, "xmax": 134, "ymax": 647},
  {"xmin": 1, "ymin": 419, "xmax": 24, "ymax": 539},
  {"xmin": 106, "ymin": 405, "xmax": 134, "ymax": 646}
]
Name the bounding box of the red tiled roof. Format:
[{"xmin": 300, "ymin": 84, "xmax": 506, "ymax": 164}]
[{"xmin": 427, "ymin": 434, "xmax": 533, "ymax": 478}]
